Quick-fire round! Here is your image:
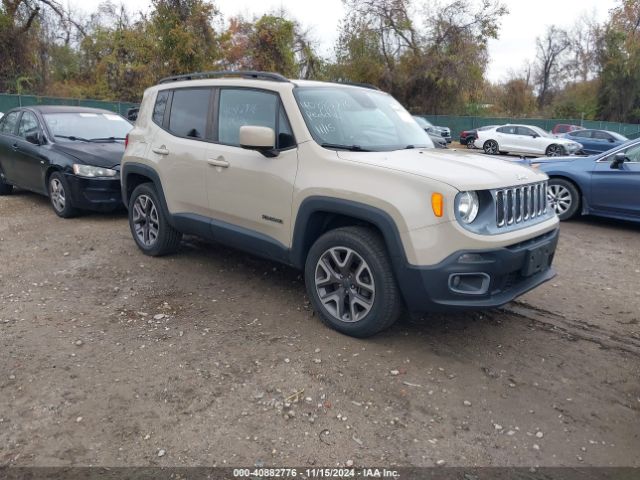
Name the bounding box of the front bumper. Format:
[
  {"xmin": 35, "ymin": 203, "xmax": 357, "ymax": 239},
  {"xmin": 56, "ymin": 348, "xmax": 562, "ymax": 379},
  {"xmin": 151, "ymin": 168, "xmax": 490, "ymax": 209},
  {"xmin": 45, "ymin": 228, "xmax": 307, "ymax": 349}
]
[
  {"xmin": 64, "ymin": 173, "xmax": 123, "ymax": 212},
  {"xmin": 395, "ymin": 228, "xmax": 559, "ymax": 312}
]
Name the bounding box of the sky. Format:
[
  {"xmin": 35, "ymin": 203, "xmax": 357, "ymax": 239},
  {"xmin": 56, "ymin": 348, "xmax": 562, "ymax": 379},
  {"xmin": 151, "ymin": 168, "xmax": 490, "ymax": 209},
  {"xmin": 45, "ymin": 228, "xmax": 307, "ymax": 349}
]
[{"xmin": 69, "ymin": 0, "xmax": 619, "ymax": 83}]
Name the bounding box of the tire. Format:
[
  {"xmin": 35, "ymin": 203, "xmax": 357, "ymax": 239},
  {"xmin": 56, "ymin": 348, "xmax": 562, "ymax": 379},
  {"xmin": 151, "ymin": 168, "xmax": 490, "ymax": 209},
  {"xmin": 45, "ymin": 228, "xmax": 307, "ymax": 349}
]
[
  {"xmin": 547, "ymin": 178, "xmax": 580, "ymax": 221},
  {"xmin": 0, "ymin": 167, "xmax": 13, "ymax": 195},
  {"xmin": 546, "ymin": 144, "xmax": 566, "ymax": 157},
  {"xmin": 128, "ymin": 182, "xmax": 182, "ymax": 256},
  {"xmin": 465, "ymin": 137, "xmax": 476, "ymax": 149},
  {"xmin": 48, "ymin": 171, "xmax": 78, "ymax": 218},
  {"xmin": 304, "ymin": 226, "xmax": 403, "ymax": 338},
  {"xmin": 483, "ymin": 140, "xmax": 499, "ymax": 155}
]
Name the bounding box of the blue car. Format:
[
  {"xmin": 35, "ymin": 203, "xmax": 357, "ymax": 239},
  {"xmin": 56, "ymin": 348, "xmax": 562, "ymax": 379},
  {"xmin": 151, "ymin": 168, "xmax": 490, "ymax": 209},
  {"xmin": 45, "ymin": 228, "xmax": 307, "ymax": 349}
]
[
  {"xmin": 528, "ymin": 138, "xmax": 640, "ymax": 222},
  {"xmin": 562, "ymin": 129, "xmax": 628, "ymax": 155}
]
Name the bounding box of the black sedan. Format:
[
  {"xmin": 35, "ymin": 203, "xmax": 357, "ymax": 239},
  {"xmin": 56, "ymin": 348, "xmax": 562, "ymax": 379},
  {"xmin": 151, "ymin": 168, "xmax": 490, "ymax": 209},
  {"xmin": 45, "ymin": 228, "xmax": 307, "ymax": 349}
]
[{"xmin": 0, "ymin": 106, "xmax": 132, "ymax": 217}]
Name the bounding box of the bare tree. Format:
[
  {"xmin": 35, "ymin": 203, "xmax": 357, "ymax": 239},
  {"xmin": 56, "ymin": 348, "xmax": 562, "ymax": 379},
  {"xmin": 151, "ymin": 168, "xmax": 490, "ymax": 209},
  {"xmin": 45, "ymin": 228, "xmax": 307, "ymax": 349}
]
[{"xmin": 535, "ymin": 25, "xmax": 570, "ymax": 108}]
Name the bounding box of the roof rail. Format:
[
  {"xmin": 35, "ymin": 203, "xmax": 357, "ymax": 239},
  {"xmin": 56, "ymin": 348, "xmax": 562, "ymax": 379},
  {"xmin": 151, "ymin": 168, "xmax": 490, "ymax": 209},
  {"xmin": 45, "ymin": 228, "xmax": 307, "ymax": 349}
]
[
  {"xmin": 158, "ymin": 70, "xmax": 290, "ymax": 84},
  {"xmin": 335, "ymin": 81, "xmax": 381, "ymax": 91}
]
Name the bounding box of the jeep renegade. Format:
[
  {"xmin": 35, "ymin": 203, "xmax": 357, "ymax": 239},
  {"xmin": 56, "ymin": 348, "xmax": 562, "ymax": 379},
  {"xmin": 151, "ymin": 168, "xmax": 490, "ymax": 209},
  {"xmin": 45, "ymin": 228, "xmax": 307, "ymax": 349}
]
[{"xmin": 121, "ymin": 71, "xmax": 559, "ymax": 337}]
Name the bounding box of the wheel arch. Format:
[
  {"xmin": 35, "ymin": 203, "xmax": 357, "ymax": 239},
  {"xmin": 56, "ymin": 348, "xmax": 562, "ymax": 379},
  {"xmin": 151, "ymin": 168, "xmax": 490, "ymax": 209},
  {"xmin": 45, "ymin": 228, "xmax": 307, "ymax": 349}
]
[
  {"xmin": 121, "ymin": 163, "xmax": 171, "ymax": 217},
  {"xmin": 547, "ymin": 174, "xmax": 585, "ymax": 215},
  {"xmin": 44, "ymin": 165, "xmax": 64, "ymax": 194},
  {"xmin": 290, "ymin": 196, "xmax": 408, "ymax": 271}
]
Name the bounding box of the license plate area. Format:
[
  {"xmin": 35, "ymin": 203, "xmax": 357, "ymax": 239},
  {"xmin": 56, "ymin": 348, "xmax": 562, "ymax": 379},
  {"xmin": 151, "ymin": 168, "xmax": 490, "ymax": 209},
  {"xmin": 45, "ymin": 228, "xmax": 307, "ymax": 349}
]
[{"xmin": 522, "ymin": 243, "xmax": 552, "ymax": 277}]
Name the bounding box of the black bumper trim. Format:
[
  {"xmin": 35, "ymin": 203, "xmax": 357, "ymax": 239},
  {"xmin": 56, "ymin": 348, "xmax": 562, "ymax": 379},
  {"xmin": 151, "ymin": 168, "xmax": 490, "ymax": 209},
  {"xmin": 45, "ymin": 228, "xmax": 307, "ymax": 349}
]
[
  {"xmin": 64, "ymin": 173, "xmax": 123, "ymax": 212},
  {"xmin": 394, "ymin": 228, "xmax": 559, "ymax": 312}
]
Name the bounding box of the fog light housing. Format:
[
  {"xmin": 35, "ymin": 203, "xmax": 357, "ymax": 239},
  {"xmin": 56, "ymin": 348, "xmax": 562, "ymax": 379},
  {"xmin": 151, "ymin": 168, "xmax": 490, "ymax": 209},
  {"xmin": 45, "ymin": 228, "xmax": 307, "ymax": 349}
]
[{"xmin": 448, "ymin": 273, "xmax": 490, "ymax": 295}]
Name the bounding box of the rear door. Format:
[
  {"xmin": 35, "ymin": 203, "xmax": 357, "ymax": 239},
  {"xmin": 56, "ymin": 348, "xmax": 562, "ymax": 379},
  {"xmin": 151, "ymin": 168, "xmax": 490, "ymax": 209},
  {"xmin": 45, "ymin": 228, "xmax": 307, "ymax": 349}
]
[
  {"xmin": 0, "ymin": 111, "xmax": 21, "ymax": 183},
  {"xmin": 13, "ymin": 111, "xmax": 47, "ymax": 193},
  {"xmin": 150, "ymin": 88, "xmax": 212, "ymax": 217},
  {"xmin": 568, "ymin": 130, "xmax": 594, "ymax": 153},
  {"xmin": 590, "ymin": 143, "xmax": 640, "ymax": 219},
  {"xmin": 495, "ymin": 126, "xmax": 516, "ymax": 150}
]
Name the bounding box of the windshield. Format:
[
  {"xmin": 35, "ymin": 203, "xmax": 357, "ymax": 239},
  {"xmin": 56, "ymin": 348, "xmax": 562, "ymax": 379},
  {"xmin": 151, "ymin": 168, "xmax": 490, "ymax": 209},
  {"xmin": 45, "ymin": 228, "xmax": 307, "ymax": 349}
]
[
  {"xmin": 295, "ymin": 87, "xmax": 434, "ymax": 151},
  {"xmin": 412, "ymin": 116, "xmax": 432, "ymax": 128},
  {"xmin": 44, "ymin": 112, "xmax": 132, "ymax": 142},
  {"xmin": 530, "ymin": 126, "xmax": 553, "ymax": 138}
]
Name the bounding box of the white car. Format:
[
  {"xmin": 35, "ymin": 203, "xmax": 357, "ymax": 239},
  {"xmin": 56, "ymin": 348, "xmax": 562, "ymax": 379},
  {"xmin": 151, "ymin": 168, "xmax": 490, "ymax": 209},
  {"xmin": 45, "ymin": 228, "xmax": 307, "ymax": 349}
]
[{"xmin": 475, "ymin": 124, "xmax": 582, "ymax": 157}]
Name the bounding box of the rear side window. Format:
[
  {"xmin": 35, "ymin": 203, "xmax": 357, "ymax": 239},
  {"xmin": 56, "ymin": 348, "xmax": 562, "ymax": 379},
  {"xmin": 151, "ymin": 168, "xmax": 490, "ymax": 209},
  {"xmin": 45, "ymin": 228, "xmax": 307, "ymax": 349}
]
[
  {"xmin": 593, "ymin": 131, "xmax": 612, "ymax": 140},
  {"xmin": 218, "ymin": 89, "xmax": 278, "ymax": 146},
  {"xmin": 570, "ymin": 130, "xmax": 591, "ymax": 138},
  {"xmin": 153, "ymin": 91, "xmax": 170, "ymax": 126},
  {"xmin": 17, "ymin": 112, "xmax": 39, "ymax": 138},
  {"xmin": 0, "ymin": 111, "xmax": 20, "ymax": 134},
  {"xmin": 168, "ymin": 88, "xmax": 211, "ymax": 139}
]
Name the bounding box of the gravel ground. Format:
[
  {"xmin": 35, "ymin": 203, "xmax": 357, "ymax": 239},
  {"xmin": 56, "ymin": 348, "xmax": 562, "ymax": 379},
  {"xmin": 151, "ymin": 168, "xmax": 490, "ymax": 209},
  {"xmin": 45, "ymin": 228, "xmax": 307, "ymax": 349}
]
[{"xmin": 1, "ymin": 190, "xmax": 639, "ymax": 468}]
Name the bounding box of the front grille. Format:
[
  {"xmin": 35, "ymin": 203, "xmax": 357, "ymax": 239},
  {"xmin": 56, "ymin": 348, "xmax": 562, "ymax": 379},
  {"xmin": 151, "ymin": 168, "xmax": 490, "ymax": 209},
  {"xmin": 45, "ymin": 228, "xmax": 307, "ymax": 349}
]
[{"xmin": 495, "ymin": 181, "xmax": 548, "ymax": 228}]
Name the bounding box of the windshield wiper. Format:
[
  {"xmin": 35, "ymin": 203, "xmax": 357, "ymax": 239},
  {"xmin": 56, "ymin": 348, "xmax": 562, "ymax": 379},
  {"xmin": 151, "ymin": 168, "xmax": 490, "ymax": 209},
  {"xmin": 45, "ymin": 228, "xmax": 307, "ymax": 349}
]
[
  {"xmin": 90, "ymin": 137, "xmax": 126, "ymax": 142},
  {"xmin": 320, "ymin": 143, "xmax": 371, "ymax": 152},
  {"xmin": 54, "ymin": 135, "xmax": 91, "ymax": 142}
]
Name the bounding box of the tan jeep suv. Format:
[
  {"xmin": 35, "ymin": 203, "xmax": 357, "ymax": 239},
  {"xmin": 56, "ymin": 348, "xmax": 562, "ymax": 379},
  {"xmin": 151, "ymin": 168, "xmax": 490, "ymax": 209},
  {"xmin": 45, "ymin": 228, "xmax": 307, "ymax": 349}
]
[{"xmin": 121, "ymin": 71, "xmax": 559, "ymax": 337}]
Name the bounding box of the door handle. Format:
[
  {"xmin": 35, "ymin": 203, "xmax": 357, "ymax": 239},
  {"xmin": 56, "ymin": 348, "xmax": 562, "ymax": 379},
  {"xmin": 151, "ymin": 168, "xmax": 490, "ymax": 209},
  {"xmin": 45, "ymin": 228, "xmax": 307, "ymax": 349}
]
[
  {"xmin": 12, "ymin": 143, "xmax": 18, "ymax": 151},
  {"xmin": 207, "ymin": 157, "xmax": 230, "ymax": 168},
  {"xmin": 152, "ymin": 146, "xmax": 169, "ymax": 155}
]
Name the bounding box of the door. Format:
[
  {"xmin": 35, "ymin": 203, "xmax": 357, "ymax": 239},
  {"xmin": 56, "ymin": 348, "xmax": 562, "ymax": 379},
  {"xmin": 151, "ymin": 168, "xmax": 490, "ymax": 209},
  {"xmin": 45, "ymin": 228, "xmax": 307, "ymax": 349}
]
[
  {"xmin": 495, "ymin": 126, "xmax": 516, "ymax": 150},
  {"xmin": 515, "ymin": 126, "xmax": 545, "ymax": 154},
  {"xmin": 590, "ymin": 143, "xmax": 640, "ymax": 218},
  {"xmin": 568, "ymin": 130, "xmax": 594, "ymax": 154},
  {"xmin": 205, "ymin": 88, "xmax": 298, "ymax": 249},
  {"xmin": 151, "ymin": 88, "xmax": 212, "ymax": 217},
  {"xmin": 591, "ymin": 130, "xmax": 617, "ymax": 154},
  {"xmin": 13, "ymin": 111, "xmax": 47, "ymax": 193},
  {"xmin": 0, "ymin": 111, "xmax": 22, "ymax": 184}
]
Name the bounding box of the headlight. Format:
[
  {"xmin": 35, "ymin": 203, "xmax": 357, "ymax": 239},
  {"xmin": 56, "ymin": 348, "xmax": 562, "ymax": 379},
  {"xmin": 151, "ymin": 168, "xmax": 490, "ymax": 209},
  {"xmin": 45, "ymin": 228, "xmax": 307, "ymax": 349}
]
[
  {"xmin": 72, "ymin": 164, "xmax": 118, "ymax": 178},
  {"xmin": 458, "ymin": 191, "xmax": 479, "ymax": 224}
]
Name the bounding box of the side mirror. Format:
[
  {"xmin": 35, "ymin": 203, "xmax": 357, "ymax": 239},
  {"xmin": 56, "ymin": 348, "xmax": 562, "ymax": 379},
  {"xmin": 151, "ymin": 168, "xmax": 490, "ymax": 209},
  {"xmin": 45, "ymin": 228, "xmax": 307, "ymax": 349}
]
[
  {"xmin": 25, "ymin": 132, "xmax": 41, "ymax": 145},
  {"xmin": 239, "ymin": 126, "xmax": 278, "ymax": 157},
  {"xmin": 608, "ymin": 138, "xmax": 615, "ymax": 143},
  {"xmin": 610, "ymin": 152, "xmax": 628, "ymax": 169},
  {"xmin": 532, "ymin": 134, "xmax": 539, "ymax": 138}
]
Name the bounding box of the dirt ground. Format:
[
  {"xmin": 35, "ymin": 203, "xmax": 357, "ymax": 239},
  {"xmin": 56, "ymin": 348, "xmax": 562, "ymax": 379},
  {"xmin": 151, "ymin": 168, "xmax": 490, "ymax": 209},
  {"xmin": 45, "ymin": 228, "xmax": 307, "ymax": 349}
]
[{"xmin": 1, "ymin": 190, "xmax": 638, "ymax": 468}]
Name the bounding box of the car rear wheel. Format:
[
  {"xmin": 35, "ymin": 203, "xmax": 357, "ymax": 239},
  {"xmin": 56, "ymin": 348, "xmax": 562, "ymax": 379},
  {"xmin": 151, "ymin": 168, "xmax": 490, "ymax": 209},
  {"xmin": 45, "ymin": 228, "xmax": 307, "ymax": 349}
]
[
  {"xmin": 49, "ymin": 172, "xmax": 78, "ymax": 218},
  {"xmin": 483, "ymin": 140, "xmax": 499, "ymax": 155},
  {"xmin": 0, "ymin": 167, "xmax": 13, "ymax": 195},
  {"xmin": 548, "ymin": 178, "xmax": 580, "ymax": 220},
  {"xmin": 546, "ymin": 144, "xmax": 566, "ymax": 157},
  {"xmin": 128, "ymin": 183, "xmax": 182, "ymax": 256},
  {"xmin": 304, "ymin": 226, "xmax": 403, "ymax": 338}
]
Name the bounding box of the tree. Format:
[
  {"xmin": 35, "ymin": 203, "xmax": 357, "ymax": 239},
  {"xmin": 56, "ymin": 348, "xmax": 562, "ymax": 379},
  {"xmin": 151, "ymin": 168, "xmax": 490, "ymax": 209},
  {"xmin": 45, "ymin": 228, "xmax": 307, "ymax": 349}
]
[
  {"xmin": 534, "ymin": 25, "xmax": 570, "ymax": 109},
  {"xmin": 596, "ymin": 0, "xmax": 640, "ymax": 122}
]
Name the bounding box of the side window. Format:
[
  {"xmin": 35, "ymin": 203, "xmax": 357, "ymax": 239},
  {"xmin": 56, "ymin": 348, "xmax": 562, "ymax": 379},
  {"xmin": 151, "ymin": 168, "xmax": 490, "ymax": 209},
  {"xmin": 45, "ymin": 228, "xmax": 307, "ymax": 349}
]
[
  {"xmin": 497, "ymin": 126, "xmax": 516, "ymax": 135},
  {"xmin": 0, "ymin": 111, "xmax": 20, "ymax": 135},
  {"xmin": 168, "ymin": 88, "xmax": 211, "ymax": 139},
  {"xmin": 517, "ymin": 126, "xmax": 534, "ymax": 136},
  {"xmin": 17, "ymin": 112, "xmax": 39, "ymax": 138},
  {"xmin": 153, "ymin": 90, "xmax": 170, "ymax": 126},
  {"xmin": 218, "ymin": 89, "xmax": 278, "ymax": 146},
  {"xmin": 623, "ymin": 144, "xmax": 640, "ymax": 162},
  {"xmin": 571, "ymin": 130, "xmax": 591, "ymax": 138},
  {"xmin": 593, "ymin": 131, "xmax": 612, "ymax": 140}
]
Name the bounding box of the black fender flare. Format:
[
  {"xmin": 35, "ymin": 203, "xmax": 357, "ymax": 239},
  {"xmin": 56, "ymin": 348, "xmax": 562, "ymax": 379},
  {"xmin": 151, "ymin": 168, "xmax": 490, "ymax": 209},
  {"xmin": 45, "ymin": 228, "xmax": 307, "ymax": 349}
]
[
  {"xmin": 121, "ymin": 162, "xmax": 173, "ymax": 223},
  {"xmin": 289, "ymin": 196, "xmax": 409, "ymax": 270}
]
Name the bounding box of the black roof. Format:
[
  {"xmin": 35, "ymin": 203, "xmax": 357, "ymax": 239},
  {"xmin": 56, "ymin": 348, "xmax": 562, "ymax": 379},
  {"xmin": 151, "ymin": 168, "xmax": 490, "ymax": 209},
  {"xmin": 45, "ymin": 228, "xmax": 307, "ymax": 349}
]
[{"xmin": 23, "ymin": 105, "xmax": 117, "ymax": 115}]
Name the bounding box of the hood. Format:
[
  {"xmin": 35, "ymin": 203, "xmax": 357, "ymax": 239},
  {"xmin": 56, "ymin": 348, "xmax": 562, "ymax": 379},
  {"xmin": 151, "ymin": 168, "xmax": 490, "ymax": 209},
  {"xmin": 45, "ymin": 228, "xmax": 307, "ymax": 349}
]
[
  {"xmin": 52, "ymin": 141, "xmax": 124, "ymax": 168},
  {"xmin": 337, "ymin": 148, "xmax": 548, "ymax": 191}
]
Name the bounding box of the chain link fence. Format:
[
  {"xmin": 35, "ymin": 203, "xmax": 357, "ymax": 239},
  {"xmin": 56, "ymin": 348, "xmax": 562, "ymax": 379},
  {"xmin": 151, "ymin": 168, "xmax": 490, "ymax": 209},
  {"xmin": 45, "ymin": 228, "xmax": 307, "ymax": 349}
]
[{"xmin": 0, "ymin": 94, "xmax": 138, "ymax": 117}]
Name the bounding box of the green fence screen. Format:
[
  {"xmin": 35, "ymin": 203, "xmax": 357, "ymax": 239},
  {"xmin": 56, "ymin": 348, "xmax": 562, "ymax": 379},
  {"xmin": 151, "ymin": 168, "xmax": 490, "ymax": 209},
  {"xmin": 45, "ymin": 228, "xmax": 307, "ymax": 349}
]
[
  {"xmin": 0, "ymin": 94, "xmax": 138, "ymax": 117},
  {"xmin": 420, "ymin": 115, "xmax": 640, "ymax": 140}
]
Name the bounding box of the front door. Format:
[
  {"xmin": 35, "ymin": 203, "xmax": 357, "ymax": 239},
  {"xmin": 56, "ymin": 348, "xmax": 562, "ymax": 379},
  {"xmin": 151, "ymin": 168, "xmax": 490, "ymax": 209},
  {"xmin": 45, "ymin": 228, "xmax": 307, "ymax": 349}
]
[
  {"xmin": 205, "ymin": 88, "xmax": 298, "ymax": 251},
  {"xmin": 14, "ymin": 111, "xmax": 48, "ymax": 193},
  {"xmin": 0, "ymin": 111, "xmax": 22, "ymax": 184},
  {"xmin": 591, "ymin": 143, "xmax": 640, "ymax": 219}
]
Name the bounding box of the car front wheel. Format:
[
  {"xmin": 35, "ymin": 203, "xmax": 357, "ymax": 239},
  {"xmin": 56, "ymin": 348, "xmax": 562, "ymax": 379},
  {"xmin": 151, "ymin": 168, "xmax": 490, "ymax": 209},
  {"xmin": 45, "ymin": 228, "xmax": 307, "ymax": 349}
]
[
  {"xmin": 49, "ymin": 172, "xmax": 78, "ymax": 218},
  {"xmin": 305, "ymin": 226, "xmax": 403, "ymax": 338},
  {"xmin": 128, "ymin": 183, "xmax": 182, "ymax": 256},
  {"xmin": 466, "ymin": 137, "xmax": 476, "ymax": 149},
  {"xmin": 548, "ymin": 178, "xmax": 580, "ymax": 220}
]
